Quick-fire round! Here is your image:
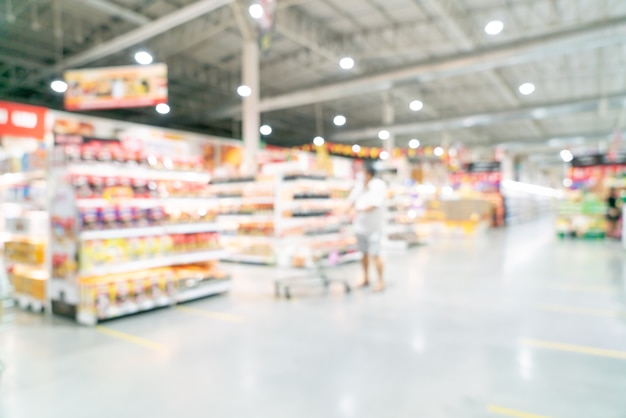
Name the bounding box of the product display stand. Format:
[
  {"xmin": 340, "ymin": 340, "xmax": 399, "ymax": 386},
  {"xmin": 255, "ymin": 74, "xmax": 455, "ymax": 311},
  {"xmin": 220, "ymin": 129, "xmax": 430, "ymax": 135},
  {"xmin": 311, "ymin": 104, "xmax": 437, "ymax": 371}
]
[
  {"xmin": 215, "ymin": 173, "xmax": 359, "ymax": 268},
  {"xmin": 47, "ymin": 143, "xmax": 230, "ymax": 325}
]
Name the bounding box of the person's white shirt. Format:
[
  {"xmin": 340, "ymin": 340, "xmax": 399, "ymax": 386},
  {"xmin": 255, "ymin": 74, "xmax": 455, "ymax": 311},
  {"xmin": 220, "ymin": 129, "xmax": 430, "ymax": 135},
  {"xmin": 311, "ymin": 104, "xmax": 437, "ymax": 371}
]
[{"xmin": 349, "ymin": 177, "xmax": 387, "ymax": 235}]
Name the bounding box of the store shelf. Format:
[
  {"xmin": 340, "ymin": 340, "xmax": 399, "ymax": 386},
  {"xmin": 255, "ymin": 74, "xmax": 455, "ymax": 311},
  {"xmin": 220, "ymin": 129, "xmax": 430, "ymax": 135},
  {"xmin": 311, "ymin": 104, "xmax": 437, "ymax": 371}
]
[
  {"xmin": 80, "ymin": 223, "xmax": 221, "ymax": 240},
  {"xmin": 80, "ymin": 250, "xmax": 227, "ymax": 277},
  {"xmin": 0, "ymin": 170, "xmax": 46, "ymax": 187},
  {"xmin": 69, "ymin": 164, "xmax": 211, "ymax": 182},
  {"xmin": 176, "ymin": 279, "xmax": 232, "ymax": 303},
  {"xmin": 217, "ymin": 196, "xmax": 274, "ymax": 205},
  {"xmin": 76, "ymin": 198, "xmax": 217, "ymax": 208},
  {"xmin": 222, "ymin": 253, "xmax": 274, "ymax": 265}
]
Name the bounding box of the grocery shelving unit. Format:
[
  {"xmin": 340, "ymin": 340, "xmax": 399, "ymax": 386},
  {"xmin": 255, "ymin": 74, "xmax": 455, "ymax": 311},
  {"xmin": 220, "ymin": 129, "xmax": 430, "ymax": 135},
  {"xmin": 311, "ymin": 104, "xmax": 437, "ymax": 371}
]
[
  {"xmin": 215, "ymin": 174, "xmax": 360, "ymax": 268},
  {"xmin": 0, "ymin": 152, "xmax": 49, "ymax": 312},
  {"xmin": 47, "ymin": 143, "xmax": 231, "ymax": 325}
]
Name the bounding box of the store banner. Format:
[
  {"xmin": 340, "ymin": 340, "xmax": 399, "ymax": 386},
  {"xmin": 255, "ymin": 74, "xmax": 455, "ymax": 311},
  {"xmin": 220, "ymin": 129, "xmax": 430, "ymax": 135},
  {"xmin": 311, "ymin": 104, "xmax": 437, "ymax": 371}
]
[
  {"xmin": 0, "ymin": 101, "xmax": 47, "ymax": 139},
  {"xmin": 64, "ymin": 64, "xmax": 168, "ymax": 111}
]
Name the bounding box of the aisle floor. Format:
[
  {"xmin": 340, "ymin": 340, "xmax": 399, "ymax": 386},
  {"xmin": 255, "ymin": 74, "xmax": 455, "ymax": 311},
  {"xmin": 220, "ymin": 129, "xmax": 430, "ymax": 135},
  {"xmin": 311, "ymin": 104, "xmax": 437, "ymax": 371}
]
[{"xmin": 1, "ymin": 219, "xmax": 626, "ymax": 418}]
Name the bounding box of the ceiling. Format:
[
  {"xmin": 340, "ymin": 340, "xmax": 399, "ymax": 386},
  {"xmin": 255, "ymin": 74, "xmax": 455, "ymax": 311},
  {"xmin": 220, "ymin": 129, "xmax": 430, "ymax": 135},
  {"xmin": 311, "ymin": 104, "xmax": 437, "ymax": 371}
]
[{"xmin": 1, "ymin": 0, "xmax": 625, "ymax": 155}]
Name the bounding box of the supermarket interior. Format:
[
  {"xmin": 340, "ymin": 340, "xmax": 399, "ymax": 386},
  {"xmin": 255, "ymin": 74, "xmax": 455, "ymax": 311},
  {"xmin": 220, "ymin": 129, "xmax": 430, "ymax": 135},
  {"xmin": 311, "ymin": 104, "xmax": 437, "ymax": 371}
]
[{"xmin": 1, "ymin": 0, "xmax": 626, "ymax": 417}]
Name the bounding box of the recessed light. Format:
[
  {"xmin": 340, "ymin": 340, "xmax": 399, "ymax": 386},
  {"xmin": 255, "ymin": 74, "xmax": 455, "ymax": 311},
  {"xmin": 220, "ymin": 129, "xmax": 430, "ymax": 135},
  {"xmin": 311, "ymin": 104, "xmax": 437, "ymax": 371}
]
[
  {"xmin": 249, "ymin": 3, "xmax": 264, "ymax": 19},
  {"xmin": 409, "ymin": 100, "xmax": 424, "ymax": 111},
  {"xmin": 485, "ymin": 20, "xmax": 504, "ymax": 35},
  {"xmin": 260, "ymin": 125, "xmax": 272, "ymax": 136},
  {"xmin": 50, "ymin": 80, "xmax": 68, "ymax": 93},
  {"xmin": 333, "ymin": 115, "xmax": 347, "ymax": 126},
  {"xmin": 134, "ymin": 51, "xmax": 153, "ymax": 65},
  {"xmin": 519, "ymin": 82, "xmax": 536, "ymax": 96},
  {"xmin": 237, "ymin": 85, "xmax": 252, "ymax": 97},
  {"xmin": 339, "ymin": 57, "xmax": 355, "ymax": 70},
  {"xmin": 313, "ymin": 136, "xmax": 325, "ymax": 146},
  {"xmin": 156, "ymin": 103, "xmax": 170, "ymax": 114},
  {"xmin": 560, "ymin": 149, "xmax": 573, "ymax": 162},
  {"xmin": 378, "ymin": 130, "xmax": 390, "ymax": 140}
]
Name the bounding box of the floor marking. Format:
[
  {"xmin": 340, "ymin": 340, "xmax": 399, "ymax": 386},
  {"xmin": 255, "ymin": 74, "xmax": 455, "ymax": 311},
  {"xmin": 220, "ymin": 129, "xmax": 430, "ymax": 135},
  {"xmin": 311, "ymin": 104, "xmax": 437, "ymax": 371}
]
[
  {"xmin": 521, "ymin": 338, "xmax": 626, "ymax": 360},
  {"xmin": 537, "ymin": 304, "xmax": 625, "ymax": 318},
  {"xmin": 95, "ymin": 326, "xmax": 165, "ymax": 351},
  {"xmin": 487, "ymin": 405, "xmax": 553, "ymax": 418},
  {"xmin": 533, "ymin": 284, "xmax": 615, "ymax": 294},
  {"xmin": 175, "ymin": 306, "xmax": 245, "ymax": 323}
]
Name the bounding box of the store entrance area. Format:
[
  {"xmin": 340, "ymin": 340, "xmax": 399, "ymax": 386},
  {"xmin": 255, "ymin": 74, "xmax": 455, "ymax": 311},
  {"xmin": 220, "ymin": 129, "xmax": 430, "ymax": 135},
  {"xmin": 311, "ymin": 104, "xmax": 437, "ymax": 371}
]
[{"xmin": 1, "ymin": 218, "xmax": 625, "ymax": 418}]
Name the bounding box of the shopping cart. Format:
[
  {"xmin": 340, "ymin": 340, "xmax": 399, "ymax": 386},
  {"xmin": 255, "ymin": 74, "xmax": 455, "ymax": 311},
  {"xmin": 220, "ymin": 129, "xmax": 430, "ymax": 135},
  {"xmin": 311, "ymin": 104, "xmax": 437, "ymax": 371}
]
[{"xmin": 274, "ymin": 250, "xmax": 354, "ymax": 299}]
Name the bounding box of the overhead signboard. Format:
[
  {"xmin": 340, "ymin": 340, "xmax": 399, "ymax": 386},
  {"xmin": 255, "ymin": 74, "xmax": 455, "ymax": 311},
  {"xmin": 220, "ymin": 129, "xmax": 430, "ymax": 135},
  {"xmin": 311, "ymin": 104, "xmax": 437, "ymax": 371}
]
[
  {"xmin": 64, "ymin": 64, "xmax": 168, "ymax": 111},
  {"xmin": 0, "ymin": 101, "xmax": 47, "ymax": 139}
]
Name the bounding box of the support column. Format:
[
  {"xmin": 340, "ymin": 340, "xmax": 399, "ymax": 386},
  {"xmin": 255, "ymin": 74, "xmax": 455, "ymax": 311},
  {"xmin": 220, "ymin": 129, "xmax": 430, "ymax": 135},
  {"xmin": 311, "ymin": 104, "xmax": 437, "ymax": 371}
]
[
  {"xmin": 382, "ymin": 91, "xmax": 395, "ymax": 154},
  {"xmin": 242, "ymin": 40, "xmax": 260, "ymax": 176}
]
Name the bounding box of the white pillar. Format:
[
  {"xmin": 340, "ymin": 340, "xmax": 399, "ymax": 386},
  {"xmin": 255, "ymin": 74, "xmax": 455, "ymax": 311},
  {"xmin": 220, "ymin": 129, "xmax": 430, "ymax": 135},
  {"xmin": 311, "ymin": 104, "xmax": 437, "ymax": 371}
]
[
  {"xmin": 382, "ymin": 91, "xmax": 395, "ymax": 153},
  {"xmin": 242, "ymin": 40, "xmax": 260, "ymax": 175}
]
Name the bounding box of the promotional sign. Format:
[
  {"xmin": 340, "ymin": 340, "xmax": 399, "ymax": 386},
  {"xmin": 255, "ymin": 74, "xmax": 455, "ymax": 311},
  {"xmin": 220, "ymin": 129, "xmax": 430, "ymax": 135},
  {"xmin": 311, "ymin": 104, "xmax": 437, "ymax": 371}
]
[
  {"xmin": 64, "ymin": 64, "xmax": 168, "ymax": 111},
  {"xmin": 257, "ymin": 0, "xmax": 277, "ymax": 52},
  {"xmin": 0, "ymin": 101, "xmax": 47, "ymax": 139}
]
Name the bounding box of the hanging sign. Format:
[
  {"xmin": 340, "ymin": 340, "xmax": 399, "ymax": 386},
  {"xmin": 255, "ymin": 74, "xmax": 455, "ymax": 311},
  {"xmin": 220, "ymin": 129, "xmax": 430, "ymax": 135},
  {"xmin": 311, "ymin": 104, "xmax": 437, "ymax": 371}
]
[
  {"xmin": 64, "ymin": 64, "xmax": 168, "ymax": 111},
  {"xmin": 256, "ymin": 0, "xmax": 277, "ymax": 52},
  {"xmin": 0, "ymin": 101, "xmax": 47, "ymax": 139}
]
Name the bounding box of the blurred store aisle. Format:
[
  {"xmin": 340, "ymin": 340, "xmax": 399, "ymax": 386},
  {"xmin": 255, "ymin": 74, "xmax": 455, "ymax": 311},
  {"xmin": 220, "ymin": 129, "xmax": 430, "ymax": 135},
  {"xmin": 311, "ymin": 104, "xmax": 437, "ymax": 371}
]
[{"xmin": 1, "ymin": 218, "xmax": 625, "ymax": 418}]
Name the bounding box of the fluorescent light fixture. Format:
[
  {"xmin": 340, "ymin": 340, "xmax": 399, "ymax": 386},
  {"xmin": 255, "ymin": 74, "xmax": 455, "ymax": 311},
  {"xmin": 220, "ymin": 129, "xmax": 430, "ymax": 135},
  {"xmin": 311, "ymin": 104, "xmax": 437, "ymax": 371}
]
[
  {"xmin": 519, "ymin": 82, "xmax": 536, "ymax": 95},
  {"xmin": 237, "ymin": 85, "xmax": 252, "ymax": 97},
  {"xmin": 333, "ymin": 115, "xmax": 347, "ymax": 126},
  {"xmin": 409, "ymin": 139, "xmax": 420, "ymax": 149},
  {"xmin": 134, "ymin": 51, "xmax": 153, "ymax": 65},
  {"xmin": 560, "ymin": 149, "xmax": 574, "ymax": 162},
  {"xmin": 352, "ymin": 144, "xmax": 361, "ymax": 153},
  {"xmin": 260, "ymin": 125, "xmax": 272, "ymax": 135},
  {"xmin": 249, "ymin": 3, "xmax": 264, "ymax": 19},
  {"xmin": 156, "ymin": 103, "xmax": 170, "ymax": 114},
  {"xmin": 50, "ymin": 80, "xmax": 68, "ymax": 93},
  {"xmin": 379, "ymin": 150, "xmax": 390, "ymax": 160},
  {"xmin": 313, "ymin": 136, "xmax": 325, "ymax": 146},
  {"xmin": 485, "ymin": 20, "xmax": 504, "ymax": 35},
  {"xmin": 409, "ymin": 100, "xmax": 424, "ymax": 111},
  {"xmin": 339, "ymin": 57, "xmax": 355, "ymax": 70},
  {"xmin": 434, "ymin": 146, "xmax": 444, "ymax": 156},
  {"xmin": 378, "ymin": 130, "xmax": 390, "ymax": 140}
]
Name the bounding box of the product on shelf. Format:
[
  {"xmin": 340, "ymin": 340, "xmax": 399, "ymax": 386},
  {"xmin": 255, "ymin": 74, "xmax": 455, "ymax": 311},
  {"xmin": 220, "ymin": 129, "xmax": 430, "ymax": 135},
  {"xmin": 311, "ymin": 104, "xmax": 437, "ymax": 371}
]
[
  {"xmin": 4, "ymin": 238, "xmax": 46, "ymax": 266},
  {"xmin": 9, "ymin": 265, "xmax": 48, "ymax": 302}
]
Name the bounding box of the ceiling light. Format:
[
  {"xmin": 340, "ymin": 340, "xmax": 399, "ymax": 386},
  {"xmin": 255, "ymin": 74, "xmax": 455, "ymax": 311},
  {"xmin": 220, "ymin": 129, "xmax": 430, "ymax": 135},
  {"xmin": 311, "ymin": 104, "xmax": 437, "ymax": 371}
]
[
  {"xmin": 50, "ymin": 80, "xmax": 68, "ymax": 93},
  {"xmin": 563, "ymin": 178, "xmax": 573, "ymax": 188},
  {"xmin": 260, "ymin": 124, "xmax": 272, "ymax": 136},
  {"xmin": 333, "ymin": 115, "xmax": 347, "ymax": 126},
  {"xmin": 434, "ymin": 147, "xmax": 444, "ymax": 157},
  {"xmin": 408, "ymin": 138, "xmax": 420, "ymax": 149},
  {"xmin": 560, "ymin": 149, "xmax": 573, "ymax": 162},
  {"xmin": 485, "ymin": 20, "xmax": 504, "ymax": 35},
  {"xmin": 134, "ymin": 51, "xmax": 153, "ymax": 65},
  {"xmin": 378, "ymin": 130, "xmax": 390, "ymax": 140},
  {"xmin": 409, "ymin": 100, "xmax": 424, "ymax": 112},
  {"xmin": 156, "ymin": 103, "xmax": 170, "ymax": 115},
  {"xmin": 313, "ymin": 136, "xmax": 325, "ymax": 146},
  {"xmin": 339, "ymin": 57, "xmax": 355, "ymax": 70},
  {"xmin": 519, "ymin": 82, "xmax": 536, "ymax": 96},
  {"xmin": 352, "ymin": 144, "xmax": 361, "ymax": 153},
  {"xmin": 380, "ymin": 151, "xmax": 389, "ymax": 160},
  {"xmin": 249, "ymin": 3, "xmax": 264, "ymax": 19},
  {"xmin": 237, "ymin": 85, "xmax": 252, "ymax": 97}
]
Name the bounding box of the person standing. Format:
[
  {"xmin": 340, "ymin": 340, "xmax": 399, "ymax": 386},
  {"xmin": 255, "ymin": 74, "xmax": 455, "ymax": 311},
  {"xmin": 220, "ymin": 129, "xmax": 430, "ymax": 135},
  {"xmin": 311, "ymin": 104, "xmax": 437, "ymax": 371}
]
[
  {"xmin": 348, "ymin": 165, "xmax": 388, "ymax": 292},
  {"xmin": 606, "ymin": 188, "xmax": 621, "ymax": 238}
]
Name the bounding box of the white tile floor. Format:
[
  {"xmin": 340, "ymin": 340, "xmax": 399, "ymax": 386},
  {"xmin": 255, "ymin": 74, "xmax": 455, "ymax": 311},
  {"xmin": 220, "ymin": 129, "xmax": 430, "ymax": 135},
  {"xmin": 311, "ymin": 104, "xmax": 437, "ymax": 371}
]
[{"xmin": 1, "ymin": 218, "xmax": 626, "ymax": 418}]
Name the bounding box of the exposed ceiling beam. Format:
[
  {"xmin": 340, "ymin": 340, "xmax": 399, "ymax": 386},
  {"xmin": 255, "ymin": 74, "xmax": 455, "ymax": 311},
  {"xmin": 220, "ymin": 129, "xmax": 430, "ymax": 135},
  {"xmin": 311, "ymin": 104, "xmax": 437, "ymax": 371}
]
[
  {"xmin": 66, "ymin": 0, "xmax": 151, "ymax": 25},
  {"xmin": 209, "ymin": 15, "xmax": 626, "ymax": 119},
  {"xmin": 331, "ymin": 92, "xmax": 626, "ymax": 142}
]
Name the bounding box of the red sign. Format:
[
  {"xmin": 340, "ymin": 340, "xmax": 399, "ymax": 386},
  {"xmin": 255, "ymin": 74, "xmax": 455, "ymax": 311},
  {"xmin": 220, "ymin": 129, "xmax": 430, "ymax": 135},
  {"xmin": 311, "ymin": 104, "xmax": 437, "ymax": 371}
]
[{"xmin": 0, "ymin": 101, "xmax": 47, "ymax": 139}]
